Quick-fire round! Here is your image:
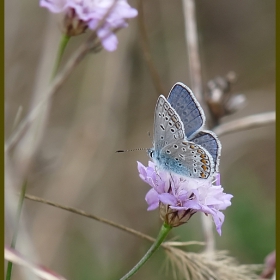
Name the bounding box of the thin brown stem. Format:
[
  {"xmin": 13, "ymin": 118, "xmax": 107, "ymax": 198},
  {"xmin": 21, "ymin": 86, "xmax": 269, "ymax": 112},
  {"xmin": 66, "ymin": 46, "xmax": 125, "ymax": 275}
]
[
  {"xmin": 25, "ymin": 194, "xmax": 209, "ymax": 257},
  {"xmin": 182, "ymin": 0, "xmax": 214, "ymax": 254},
  {"xmin": 182, "ymin": 0, "xmax": 203, "ymax": 105},
  {"xmin": 24, "ymin": 193, "xmax": 205, "ymax": 253},
  {"xmin": 24, "ymin": 193, "xmax": 156, "ymax": 244},
  {"xmin": 138, "ymin": 0, "xmax": 165, "ymax": 96},
  {"xmin": 5, "ymin": 1, "xmax": 120, "ymax": 154},
  {"xmin": 5, "ymin": 42, "xmax": 89, "ymax": 153},
  {"xmin": 213, "ymin": 112, "xmax": 275, "ymax": 137}
]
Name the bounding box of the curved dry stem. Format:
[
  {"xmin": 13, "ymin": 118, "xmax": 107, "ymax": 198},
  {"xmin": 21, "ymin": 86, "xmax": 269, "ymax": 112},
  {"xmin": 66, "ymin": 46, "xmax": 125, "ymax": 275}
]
[
  {"xmin": 137, "ymin": 0, "xmax": 165, "ymax": 96},
  {"xmin": 5, "ymin": 0, "xmax": 120, "ymax": 154},
  {"xmin": 24, "ymin": 194, "xmax": 155, "ymax": 244},
  {"xmin": 23, "ymin": 193, "xmax": 262, "ymax": 280},
  {"xmin": 163, "ymin": 241, "xmax": 205, "ymax": 247},
  {"xmin": 24, "ymin": 194, "xmax": 209, "ymax": 254},
  {"xmin": 213, "ymin": 111, "xmax": 275, "ymax": 137},
  {"xmin": 5, "ymin": 42, "xmax": 89, "ymax": 153},
  {"xmin": 5, "ymin": 246, "xmax": 66, "ymax": 280}
]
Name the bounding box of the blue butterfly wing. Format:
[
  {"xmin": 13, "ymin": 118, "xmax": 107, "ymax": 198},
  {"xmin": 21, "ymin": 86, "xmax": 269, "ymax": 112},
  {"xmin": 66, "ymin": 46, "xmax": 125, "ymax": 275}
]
[
  {"xmin": 189, "ymin": 130, "xmax": 221, "ymax": 172},
  {"xmin": 167, "ymin": 82, "xmax": 205, "ymax": 138}
]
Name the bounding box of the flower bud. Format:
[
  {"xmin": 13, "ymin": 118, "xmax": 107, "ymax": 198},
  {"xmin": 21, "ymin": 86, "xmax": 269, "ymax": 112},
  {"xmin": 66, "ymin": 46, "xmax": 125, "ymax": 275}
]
[{"xmin": 159, "ymin": 202, "xmax": 196, "ymax": 227}]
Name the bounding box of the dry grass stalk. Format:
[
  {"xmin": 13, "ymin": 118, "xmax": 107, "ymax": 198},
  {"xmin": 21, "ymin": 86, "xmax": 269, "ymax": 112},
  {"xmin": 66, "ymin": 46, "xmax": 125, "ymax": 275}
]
[{"xmin": 164, "ymin": 244, "xmax": 262, "ymax": 280}]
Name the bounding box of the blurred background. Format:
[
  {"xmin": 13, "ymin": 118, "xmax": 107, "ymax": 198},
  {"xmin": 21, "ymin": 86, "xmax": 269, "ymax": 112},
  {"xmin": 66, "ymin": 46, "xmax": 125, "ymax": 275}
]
[{"xmin": 5, "ymin": 0, "xmax": 275, "ymax": 279}]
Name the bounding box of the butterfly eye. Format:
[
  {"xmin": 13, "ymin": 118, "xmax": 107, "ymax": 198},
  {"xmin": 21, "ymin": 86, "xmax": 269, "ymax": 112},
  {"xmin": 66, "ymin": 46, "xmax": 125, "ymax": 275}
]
[
  {"xmin": 173, "ymin": 144, "xmax": 178, "ymax": 149},
  {"xmin": 166, "ymin": 150, "xmax": 171, "ymax": 154}
]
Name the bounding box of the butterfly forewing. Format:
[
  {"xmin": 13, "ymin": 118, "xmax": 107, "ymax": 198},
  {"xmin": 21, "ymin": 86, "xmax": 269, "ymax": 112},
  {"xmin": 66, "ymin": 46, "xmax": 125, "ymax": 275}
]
[
  {"xmin": 167, "ymin": 83, "xmax": 205, "ymax": 138},
  {"xmin": 167, "ymin": 82, "xmax": 221, "ymax": 172}
]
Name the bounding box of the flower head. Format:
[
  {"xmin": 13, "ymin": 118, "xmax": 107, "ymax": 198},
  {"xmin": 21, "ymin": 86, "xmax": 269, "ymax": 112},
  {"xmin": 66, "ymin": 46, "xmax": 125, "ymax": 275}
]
[
  {"xmin": 137, "ymin": 161, "xmax": 233, "ymax": 235},
  {"xmin": 40, "ymin": 0, "xmax": 138, "ymax": 51}
]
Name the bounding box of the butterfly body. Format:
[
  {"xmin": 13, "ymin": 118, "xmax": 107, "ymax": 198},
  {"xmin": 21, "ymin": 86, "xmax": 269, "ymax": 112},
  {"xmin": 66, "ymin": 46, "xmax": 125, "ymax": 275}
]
[{"xmin": 149, "ymin": 83, "xmax": 221, "ymax": 179}]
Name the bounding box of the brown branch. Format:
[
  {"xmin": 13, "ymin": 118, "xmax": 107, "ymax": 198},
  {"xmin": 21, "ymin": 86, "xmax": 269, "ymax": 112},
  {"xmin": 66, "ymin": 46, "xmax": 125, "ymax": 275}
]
[
  {"xmin": 182, "ymin": 0, "xmax": 214, "ymax": 254},
  {"xmin": 24, "ymin": 193, "xmax": 156, "ymax": 244},
  {"xmin": 182, "ymin": 0, "xmax": 203, "ymax": 104},
  {"xmin": 213, "ymin": 112, "xmax": 275, "ymax": 137},
  {"xmin": 137, "ymin": 0, "xmax": 165, "ymax": 96},
  {"xmin": 24, "ymin": 194, "xmax": 208, "ymax": 254}
]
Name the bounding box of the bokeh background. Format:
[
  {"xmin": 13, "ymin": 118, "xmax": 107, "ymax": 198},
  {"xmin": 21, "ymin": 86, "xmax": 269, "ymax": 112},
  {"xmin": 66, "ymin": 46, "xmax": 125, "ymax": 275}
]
[{"xmin": 5, "ymin": 0, "xmax": 275, "ymax": 279}]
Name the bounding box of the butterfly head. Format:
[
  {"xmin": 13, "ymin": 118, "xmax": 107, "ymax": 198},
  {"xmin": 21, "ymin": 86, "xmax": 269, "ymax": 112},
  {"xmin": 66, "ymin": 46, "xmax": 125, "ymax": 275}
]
[{"xmin": 147, "ymin": 148, "xmax": 155, "ymax": 159}]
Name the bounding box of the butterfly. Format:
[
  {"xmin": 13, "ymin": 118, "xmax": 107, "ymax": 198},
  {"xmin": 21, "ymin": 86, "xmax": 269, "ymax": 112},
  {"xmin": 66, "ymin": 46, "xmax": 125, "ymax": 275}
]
[{"xmin": 148, "ymin": 82, "xmax": 221, "ymax": 179}]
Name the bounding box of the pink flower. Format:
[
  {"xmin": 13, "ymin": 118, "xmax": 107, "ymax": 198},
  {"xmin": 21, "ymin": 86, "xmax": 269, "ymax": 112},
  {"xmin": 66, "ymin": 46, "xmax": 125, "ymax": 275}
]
[
  {"xmin": 40, "ymin": 0, "xmax": 138, "ymax": 51},
  {"xmin": 137, "ymin": 161, "xmax": 233, "ymax": 235}
]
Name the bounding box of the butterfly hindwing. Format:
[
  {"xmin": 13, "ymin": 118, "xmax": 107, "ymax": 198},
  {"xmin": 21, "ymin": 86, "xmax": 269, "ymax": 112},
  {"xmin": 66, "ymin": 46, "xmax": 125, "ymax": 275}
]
[
  {"xmin": 190, "ymin": 130, "xmax": 221, "ymax": 172},
  {"xmin": 160, "ymin": 140, "xmax": 214, "ymax": 179}
]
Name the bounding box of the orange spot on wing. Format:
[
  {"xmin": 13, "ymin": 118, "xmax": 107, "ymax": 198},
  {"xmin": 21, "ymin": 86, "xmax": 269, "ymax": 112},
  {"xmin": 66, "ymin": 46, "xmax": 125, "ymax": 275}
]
[{"xmin": 200, "ymin": 172, "xmax": 206, "ymax": 178}]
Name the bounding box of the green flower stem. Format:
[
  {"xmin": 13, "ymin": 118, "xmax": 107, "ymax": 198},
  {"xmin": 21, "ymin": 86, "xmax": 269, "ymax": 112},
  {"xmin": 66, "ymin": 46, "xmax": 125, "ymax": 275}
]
[
  {"xmin": 51, "ymin": 34, "xmax": 71, "ymax": 79},
  {"xmin": 6, "ymin": 180, "xmax": 28, "ymax": 280},
  {"xmin": 120, "ymin": 223, "xmax": 172, "ymax": 280}
]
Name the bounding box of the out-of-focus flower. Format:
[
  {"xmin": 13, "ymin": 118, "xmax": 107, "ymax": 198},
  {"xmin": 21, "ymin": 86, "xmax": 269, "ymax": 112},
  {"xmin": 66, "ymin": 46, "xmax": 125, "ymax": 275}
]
[
  {"xmin": 40, "ymin": 0, "xmax": 138, "ymax": 51},
  {"xmin": 261, "ymin": 250, "xmax": 275, "ymax": 279},
  {"xmin": 137, "ymin": 161, "xmax": 233, "ymax": 235}
]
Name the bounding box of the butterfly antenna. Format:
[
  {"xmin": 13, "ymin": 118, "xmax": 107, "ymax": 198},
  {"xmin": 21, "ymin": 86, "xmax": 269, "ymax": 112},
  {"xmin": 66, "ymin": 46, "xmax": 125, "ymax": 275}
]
[{"xmin": 116, "ymin": 148, "xmax": 148, "ymax": 153}]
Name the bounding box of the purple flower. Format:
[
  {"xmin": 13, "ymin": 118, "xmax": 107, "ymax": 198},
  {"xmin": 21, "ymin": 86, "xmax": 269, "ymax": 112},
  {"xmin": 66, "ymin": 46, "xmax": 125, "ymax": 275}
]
[
  {"xmin": 137, "ymin": 161, "xmax": 233, "ymax": 235},
  {"xmin": 40, "ymin": 0, "xmax": 138, "ymax": 51}
]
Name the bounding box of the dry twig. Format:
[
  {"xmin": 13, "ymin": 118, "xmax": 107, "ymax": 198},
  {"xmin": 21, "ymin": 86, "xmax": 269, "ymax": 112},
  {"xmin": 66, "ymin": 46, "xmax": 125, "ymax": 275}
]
[
  {"xmin": 182, "ymin": 0, "xmax": 215, "ymax": 254},
  {"xmin": 213, "ymin": 112, "xmax": 275, "ymax": 137}
]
